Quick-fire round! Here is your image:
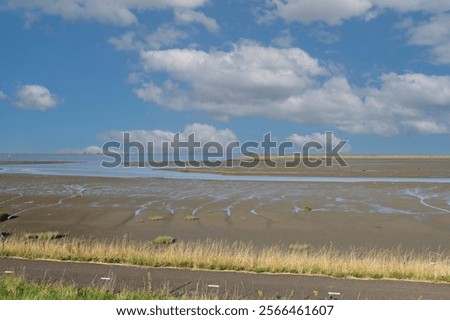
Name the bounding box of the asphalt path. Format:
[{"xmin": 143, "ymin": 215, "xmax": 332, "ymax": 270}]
[{"xmin": 1, "ymin": 258, "xmax": 449, "ymax": 299}]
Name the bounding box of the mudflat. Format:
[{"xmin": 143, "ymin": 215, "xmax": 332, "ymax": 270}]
[
  {"xmin": 1, "ymin": 160, "xmax": 449, "ymax": 252},
  {"xmin": 168, "ymin": 155, "xmax": 450, "ymax": 178}
]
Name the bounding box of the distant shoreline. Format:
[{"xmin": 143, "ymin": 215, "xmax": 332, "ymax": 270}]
[
  {"xmin": 0, "ymin": 161, "xmax": 78, "ymax": 165},
  {"xmin": 0, "ymin": 155, "xmax": 448, "ymax": 179},
  {"xmin": 162, "ymin": 156, "xmax": 450, "ymax": 179},
  {"xmin": 266, "ymin": 154, "xmax": 450, "ymax": 159}
]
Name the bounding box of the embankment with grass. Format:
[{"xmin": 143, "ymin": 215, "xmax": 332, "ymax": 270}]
[
  {"xmin": 1, "ymin": 235, "xmax": 449, "ymax": 283},
  {"xmin": 0, "ymin": 275, "xmax": 178, "ymax": 300}
]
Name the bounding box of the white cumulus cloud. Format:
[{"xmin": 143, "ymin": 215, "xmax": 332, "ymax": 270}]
[
  {"xmin": 361, "ymin": 73, "xmax": 450, "ymax": 135},
  {"xmin": 15, "ymin": 84, "xmax": 62, "ymax": 111},
  {"xmin": 264, "ymin": 0, "xmax": 450, "ymax": 66},
  {"xmin": 109, "ymin": 26, "xmax": 190, "ymax": 52},
  {"xmin": 270, "ymin": 0, "xmax": 373, "ymax": 25},
  {"xmin": 266, "ymin": 0, "xmax": 450, "ymax": 25},
  {"xmin": 108, "ymin": 31, "xmax": 139, "ymax": 51},
  {"xmin": 371, "ymin": 0, "xmax": 450, "ymax": 13},
  {"xmin": 132, "ymin": 42, "xmax": 450, "ymax": 136},
  {"xmin": 407, "ymin": 14, "xmax": 450, "ymax": 64},
  {"xmin": 271, "ymin": 29, "xmax": 294, "ymax": 48},
  {"xmin": 174, "ymin": 9, "xmax": 219, "ymax": 33},
  {"xmin": 136, "ymin": 42, "xmax": 327, "ymax": 119},
  {"xmin": 6, "ymin": 0, "xmax": 208, "ymax": 26},
  {"xmin": 288, "ymin": 132, "xmax": 352, "ymax": 153},
  {"xmin": 146, "ymin": 25, "xmax": 189, "ymax": 49},
  {"xmin": 0, "ymin": 90, "xmax": 7, "ymax": 100},
  {"xmin": 97, "ymin": 123, "xmax": 237, "ymax": 150},
  {"xmin": 60, "ymin": 146, "xmax": 103, "ymax": 154}
]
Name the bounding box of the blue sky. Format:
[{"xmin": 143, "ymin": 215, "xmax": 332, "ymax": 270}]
[{"xmin": 0, "ymin": 0, "xmax": 449, "ymax": 154}]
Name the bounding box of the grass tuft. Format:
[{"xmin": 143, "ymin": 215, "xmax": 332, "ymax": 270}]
[
  {"xmin": 153, "ymin": 236, "xmax": 175, "ymax": 245},
  {"xmin": 148, "ymin": 216, "xmax": 165, "ymax": 221},
  {"xmin": 24, "ymin": 231, "xmax": 62, "ymax": 241},
  {"xmin": 0, "ymin": 212, "xmax": 9, "ymax": 222},
  {"xmin": 184, "ymin": 215, "xmax": 199, "ymax": 221},
  {"xmin": 288, "ymin": 243, "xmax": 310, "ymax": 253}
]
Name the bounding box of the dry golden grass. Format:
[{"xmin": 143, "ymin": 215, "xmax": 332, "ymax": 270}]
[{"xmin": 1, "ymin": 235, "xmax": 449, "ymax": 282}]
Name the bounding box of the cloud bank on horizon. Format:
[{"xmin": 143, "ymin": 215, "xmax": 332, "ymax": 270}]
[{"xmin": 0, "ymin": 0, "xmax": 449, "ymax": 153}]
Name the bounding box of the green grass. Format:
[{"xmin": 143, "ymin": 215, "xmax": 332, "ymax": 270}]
[
  {"xmin": 303, "ymin": 206, "xmax": 312, "ymax": 212},
  {"xmin": 153, "ymin": 236, "xmax": 175, "ymax": 245},
  {"xmin": 0, "ymin": 275, "xmax": 178, "ymax": 300}
]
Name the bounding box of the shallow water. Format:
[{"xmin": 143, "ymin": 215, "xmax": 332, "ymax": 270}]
[{"xmin": 1, "ymin": 153, "xmax": 450, "ymax": 184}]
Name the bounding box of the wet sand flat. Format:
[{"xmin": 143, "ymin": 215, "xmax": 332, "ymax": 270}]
[{"xmin": 1, "ymin": 173, "xmax": 449, "ymax": 252}]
